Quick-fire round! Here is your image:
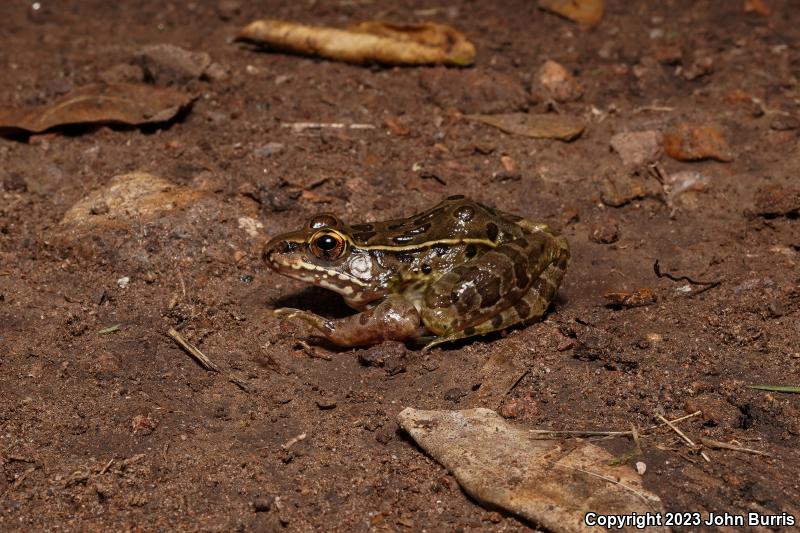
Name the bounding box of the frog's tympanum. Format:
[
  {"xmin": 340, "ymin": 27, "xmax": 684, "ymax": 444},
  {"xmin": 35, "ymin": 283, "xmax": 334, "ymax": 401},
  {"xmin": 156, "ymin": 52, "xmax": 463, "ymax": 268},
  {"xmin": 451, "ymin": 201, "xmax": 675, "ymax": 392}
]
[{"xmin": 263, "ymin": 195, "xmax": 569, "ymax": 350}]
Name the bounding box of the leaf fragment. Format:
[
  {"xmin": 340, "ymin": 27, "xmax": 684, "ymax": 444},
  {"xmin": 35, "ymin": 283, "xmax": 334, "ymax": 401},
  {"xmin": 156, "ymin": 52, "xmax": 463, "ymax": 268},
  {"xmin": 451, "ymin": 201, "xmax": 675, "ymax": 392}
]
[
  {"xmin": 466, "ymin": 113, "xmax": 585, "ymax": 141},
  {"xmin": 0, "ymin": 83, "xmax": 194, "ymax": 134}
]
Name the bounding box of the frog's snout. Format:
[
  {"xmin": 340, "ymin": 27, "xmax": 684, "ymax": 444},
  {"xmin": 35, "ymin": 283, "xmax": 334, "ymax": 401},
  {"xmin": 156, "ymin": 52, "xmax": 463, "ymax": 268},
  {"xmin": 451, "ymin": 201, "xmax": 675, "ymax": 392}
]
[{"xmin": 263, "ymin": 238, "xmax": 301, "ymax": 268}]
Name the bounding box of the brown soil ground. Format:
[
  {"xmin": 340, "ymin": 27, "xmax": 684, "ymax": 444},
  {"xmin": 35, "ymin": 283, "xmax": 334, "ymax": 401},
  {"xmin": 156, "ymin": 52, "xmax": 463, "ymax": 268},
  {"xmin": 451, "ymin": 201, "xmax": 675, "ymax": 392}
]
[{"xmin": 2, "ymin": 0, "xmax": 799, "ymax": 531}]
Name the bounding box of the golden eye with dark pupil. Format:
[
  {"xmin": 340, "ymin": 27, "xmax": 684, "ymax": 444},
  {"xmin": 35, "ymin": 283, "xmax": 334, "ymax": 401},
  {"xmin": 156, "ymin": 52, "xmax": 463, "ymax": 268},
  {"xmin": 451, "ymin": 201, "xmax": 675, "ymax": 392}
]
[
  {"xmin": 316, "ymin": 235, "xmax": 337, "ymax": 251},
  {"xmin": 310, "ymin": 231, "xmax": 345, "ymax": 259}
]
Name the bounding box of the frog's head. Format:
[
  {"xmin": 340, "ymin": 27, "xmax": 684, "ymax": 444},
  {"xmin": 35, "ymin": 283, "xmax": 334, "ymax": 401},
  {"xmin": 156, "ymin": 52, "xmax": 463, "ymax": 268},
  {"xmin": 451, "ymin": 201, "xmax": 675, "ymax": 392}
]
[{"xmin": 264, "ymin": 214, "xmax": 387, "ymax": 303}]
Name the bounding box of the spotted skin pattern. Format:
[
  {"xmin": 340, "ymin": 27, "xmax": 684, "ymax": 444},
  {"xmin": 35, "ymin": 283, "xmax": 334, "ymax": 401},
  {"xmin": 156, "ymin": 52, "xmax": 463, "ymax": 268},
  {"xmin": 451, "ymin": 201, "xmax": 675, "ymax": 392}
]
[{"xmin": 264, "ymin": 196, "xmax": 570, "ymax": 350}]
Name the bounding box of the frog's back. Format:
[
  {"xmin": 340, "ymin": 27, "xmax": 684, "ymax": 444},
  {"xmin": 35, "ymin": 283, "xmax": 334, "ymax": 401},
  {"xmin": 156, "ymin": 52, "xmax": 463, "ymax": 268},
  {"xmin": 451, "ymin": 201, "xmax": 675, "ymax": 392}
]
[{"xmin": 349, "ymin": 196, "xmax": 525, "ymax": 248}]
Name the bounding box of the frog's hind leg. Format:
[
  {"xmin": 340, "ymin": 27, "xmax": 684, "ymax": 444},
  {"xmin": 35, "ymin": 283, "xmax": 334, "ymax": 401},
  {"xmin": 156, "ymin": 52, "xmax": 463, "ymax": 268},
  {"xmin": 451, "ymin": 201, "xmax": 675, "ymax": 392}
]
[{"xmin": 422, "ymin": 248, "xmax": 569, "ymax": 351}]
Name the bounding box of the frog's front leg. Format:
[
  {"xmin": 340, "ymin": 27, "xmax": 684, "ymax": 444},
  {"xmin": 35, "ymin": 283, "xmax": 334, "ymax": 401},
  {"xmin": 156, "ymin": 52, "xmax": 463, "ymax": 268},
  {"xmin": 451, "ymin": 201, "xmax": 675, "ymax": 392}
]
[{"xmin": 274, "ymin": 294, "xmax": 423, "ymax": 348}]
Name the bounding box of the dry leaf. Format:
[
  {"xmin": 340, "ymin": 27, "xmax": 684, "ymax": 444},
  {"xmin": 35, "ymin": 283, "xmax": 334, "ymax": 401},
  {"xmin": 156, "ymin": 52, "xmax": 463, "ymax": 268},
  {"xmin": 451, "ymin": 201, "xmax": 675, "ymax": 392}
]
[
  {"xmin": 744, "ymin": 0, "xmax": 770, "ymax": 16},
  {"xmin": 603, "ymin": 288, "xmax": 657, "ymax": 308},
  {"xmin": 539, "ymin": 0, "xmax": 604, "ymax": 27},
  {"xmin": 238, "ymin": 19, "xmax": 475, "ymax": 66},
  {"xmin": 663, "ymin": 122, "xmax": 734, "ymax": 162},
  {"xmin": 466, "ymin": 113, "xmax": 585, "ymax": 141},
  {"xmin": 0, "ymin": 83, "xmax": 194, "ymax": 134},
  {"xmin": 398, "ymin": 408, "xmax": 665, "ymax": 533}
]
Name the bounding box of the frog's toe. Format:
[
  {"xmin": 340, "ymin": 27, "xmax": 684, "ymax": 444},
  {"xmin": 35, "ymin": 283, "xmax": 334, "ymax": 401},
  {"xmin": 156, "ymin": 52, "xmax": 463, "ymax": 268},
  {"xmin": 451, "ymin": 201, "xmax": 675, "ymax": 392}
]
[{"xmin": 273, "ymin": 307, "xmax": 303, "ymax": 318}]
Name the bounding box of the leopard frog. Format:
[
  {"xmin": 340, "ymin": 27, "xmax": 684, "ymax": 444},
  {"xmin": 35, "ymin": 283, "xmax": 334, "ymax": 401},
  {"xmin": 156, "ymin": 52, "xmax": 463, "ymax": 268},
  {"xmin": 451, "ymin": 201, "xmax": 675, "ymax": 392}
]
[{"xmin": 263, "ymin": 195, "xmax": 569, "ymax": 350}]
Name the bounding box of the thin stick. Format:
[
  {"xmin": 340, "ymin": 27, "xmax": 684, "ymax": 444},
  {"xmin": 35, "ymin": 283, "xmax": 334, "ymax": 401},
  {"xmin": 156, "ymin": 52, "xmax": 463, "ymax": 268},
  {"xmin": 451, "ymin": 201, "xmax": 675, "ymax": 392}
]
[
  {"xmin": 653, "ymin": 260, "xmax": 721, "ymax": 296},
  {"xmin": 632, "ymin": 105, "xmax": 675, "ymax": 113},
  {"xmin": 99, "ymin": 458, "xmax": 114, "ymax": 475},
  {"xmin": 551, "ymin": 461, "xmax": 661, "ymax": 512},
  {"xmin": 699, "ymin": 438, "xmax": 771, "ymax": 457},
  {"xmin": 631, "ymin": 424, "xmax": 642, "ymax": 453},
  {"xmin": 657, "ymin": 414, "xmax": 710, "ymax": 462},
  {"xmin": 166, "ymin": 328, "xmax": 249, "ymax": 392},
  {"xmin": 526, "ymin": 411, "xmax": 703, "ymax": 439},
  {"xmin": 282, "ymin": 122, "xmax": 376, "ymax": 133},
  {"xmin": 167, "ymin": 328, "xmax": 220, "ymax": 371}
]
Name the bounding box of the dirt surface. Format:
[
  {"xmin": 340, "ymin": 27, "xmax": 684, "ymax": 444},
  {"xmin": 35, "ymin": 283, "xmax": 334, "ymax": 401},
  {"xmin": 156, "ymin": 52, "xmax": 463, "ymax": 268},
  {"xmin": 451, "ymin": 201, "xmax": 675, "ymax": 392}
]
[{"xmin": 2, "ymin": 1, "xmax": 800, "ymax": 531}]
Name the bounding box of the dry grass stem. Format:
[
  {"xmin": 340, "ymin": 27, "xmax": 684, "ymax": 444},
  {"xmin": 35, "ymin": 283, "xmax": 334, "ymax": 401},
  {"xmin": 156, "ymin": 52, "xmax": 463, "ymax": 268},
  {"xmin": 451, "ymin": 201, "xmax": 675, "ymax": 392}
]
[
  {"xmin": 699, "ymin": 437, "xmax": 771, "ymax": 457},
  {"xmin": 166, "ymin": 328, "xmax": 250, "ymax": 392},
  {"xmin": 657, "ymin": 414, "xmax": 711, "ymax": 462}
]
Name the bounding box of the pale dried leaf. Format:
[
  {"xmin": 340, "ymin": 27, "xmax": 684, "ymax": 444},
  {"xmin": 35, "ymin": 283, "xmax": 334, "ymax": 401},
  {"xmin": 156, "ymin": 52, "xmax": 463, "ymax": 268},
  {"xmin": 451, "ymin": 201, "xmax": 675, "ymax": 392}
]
[
  {"xmin": 0, "ymin": 83, "xmax": 194, "ymax": 134},
  {"xmin": 467, "ymin": 113, "xmax": 585, "ymax": 141},
  {"xmin": 539, "ymin": 0, "xmax": 604, "ymax": 27},
  {"xmin": 398, "ymin": 408, "xmax": 665, "ymax": 532},
  {"xmin": 238, "ymin": 19, "xmax": 475, "ymax": 66}
]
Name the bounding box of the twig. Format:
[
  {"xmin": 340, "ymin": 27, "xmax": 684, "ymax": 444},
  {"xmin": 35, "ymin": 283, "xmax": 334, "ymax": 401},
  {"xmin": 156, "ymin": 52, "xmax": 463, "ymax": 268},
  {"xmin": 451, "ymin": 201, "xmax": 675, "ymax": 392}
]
[
  {"xmin": 294, "ymin": 340, "xmax": 332, "ymax": 360},
  {"xmin": 0, "ymin": 271, "xmax": 10, "ymax": 276},
  {"xmin": 526, "ymin": 411, "xmax": 703, "ymax": 439},
  {"xmin": 99, "ymin": 458, "xmax": 114, "ymax": 475},
  {"xmin": 632, "ymin": 105, "xmax": 675, "ymax": 114},
  {"xmin": 281, "ymin": 432, "xmax": 307, "ymax": 450},
  {"xmin": 166, "ymin": 328, "xmax": 250, "ymax": 392},
  {"xmin": 653, "ymin": 259, "xmax": 721, "ymax": 296},
  {"xmin": 631, "ymin": 424, "xmax": 642, "ymax": 453},
  {"xmin": 282, "ymin": 122, "xmax": 376, "ymax": 133},
  {"xmin": 699, "ymin": 438, "xmax": 771, "ymax": 457},
  {"xmin": 551, "ymin": 461, "xmax": 661, "ymax": 512},
  {"xmin": 657, "ymin": 414, "xmax": 711, "ymax": 462}
]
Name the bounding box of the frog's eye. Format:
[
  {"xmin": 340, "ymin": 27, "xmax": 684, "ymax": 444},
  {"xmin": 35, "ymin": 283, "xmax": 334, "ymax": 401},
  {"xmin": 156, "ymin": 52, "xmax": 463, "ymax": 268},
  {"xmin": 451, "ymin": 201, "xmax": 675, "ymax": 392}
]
[{"xmin": 310, "ymin": 231, "xmax": 346, "ymax": 260}]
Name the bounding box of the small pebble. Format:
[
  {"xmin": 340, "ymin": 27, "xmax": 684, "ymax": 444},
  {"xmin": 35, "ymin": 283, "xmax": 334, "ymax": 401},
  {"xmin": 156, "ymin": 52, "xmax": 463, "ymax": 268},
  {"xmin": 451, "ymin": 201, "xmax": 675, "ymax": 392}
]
[
  {"xmin": 116, "ymin": 276, "xmax": 130, "ymax": 289},
  {"xmin": 316, "ymin": 399, "xmax": 337, "ymax": 410},
  {"xmin": 253, "ymin": 142, "xmax": 285, "ymax": 158}
]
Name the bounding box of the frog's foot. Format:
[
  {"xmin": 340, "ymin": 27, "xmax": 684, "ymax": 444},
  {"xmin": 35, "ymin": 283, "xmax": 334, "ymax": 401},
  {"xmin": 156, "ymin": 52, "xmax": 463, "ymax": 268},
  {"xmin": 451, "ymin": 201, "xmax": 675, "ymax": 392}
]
[{"xmin": 273, "ymin": 295, "xmax": 422, "ymax": 348}]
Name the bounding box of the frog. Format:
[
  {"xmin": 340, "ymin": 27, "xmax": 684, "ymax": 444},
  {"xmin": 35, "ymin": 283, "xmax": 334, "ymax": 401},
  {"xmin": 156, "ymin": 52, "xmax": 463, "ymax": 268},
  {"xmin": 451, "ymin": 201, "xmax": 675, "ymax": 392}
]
[{"xmin": 263, "ymin": 195, "xmax": 570, "ymax": 350}]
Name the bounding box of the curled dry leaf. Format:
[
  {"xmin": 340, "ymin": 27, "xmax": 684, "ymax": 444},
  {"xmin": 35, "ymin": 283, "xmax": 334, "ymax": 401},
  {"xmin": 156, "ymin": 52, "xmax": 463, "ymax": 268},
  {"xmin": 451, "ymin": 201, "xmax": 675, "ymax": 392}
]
[
  {"xmin": 238, "ymin": 19, "xmax": 475, "ymax": 66},
  {"xmin": 663, "ymin": 123, "xmax": 734, "ymax": 162},
  {"xmin": 603, "ymin": 288, "xmax": 657, "ymax": 309},
  {"xmin": 0, "ymin": 83, "xmax": 194, "ymax": 134},
  {"xmin": 466, "ymin": 113, "xmax": 585, "ymax": 141},
  {"xmin": 539, "ymin": 0, "xmax": 604, "ymax": 27}
]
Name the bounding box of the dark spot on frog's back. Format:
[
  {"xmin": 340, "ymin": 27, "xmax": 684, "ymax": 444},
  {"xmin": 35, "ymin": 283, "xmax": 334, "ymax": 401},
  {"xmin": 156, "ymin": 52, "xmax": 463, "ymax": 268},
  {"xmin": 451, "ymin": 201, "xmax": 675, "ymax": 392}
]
[
  {"xmin": 351, "ymin": 223, "xmax": 374, "ymax": 232},
  {"xmin": 491, "ymin": 314, "xmax": 504, "ymax": 329},
  {"xmin": 477, "ymin": 274, "xmax": 502, "ymax": 308},
  {"xmin": 514, "ymin": 299, "xmax": 530, "ymax": 319},
  {"xmin": 392, "ymin": 223, "xmax": 431, "ymax": 243},
  {"xmin": 486, "ymin": 222, "xmax": 499, "ymax": 242},
  {"xmin": 465, "ymin": 244, "xmax": 477, "ymax": 258},
  {"xmin": 414, "ymin": 207, "xmax": 445, "ymax": 225},
  {"xmin": 352, "ymin": 230, "xmax": 376, "ymax": 243}
]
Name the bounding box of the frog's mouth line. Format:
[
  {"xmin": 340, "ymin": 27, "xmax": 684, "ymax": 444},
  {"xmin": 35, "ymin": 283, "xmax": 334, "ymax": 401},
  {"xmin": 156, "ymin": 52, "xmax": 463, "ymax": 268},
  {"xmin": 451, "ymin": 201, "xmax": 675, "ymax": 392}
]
[{"xmin": 268, "ymin": 254, "xmax": 366, "ymax": 297}]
